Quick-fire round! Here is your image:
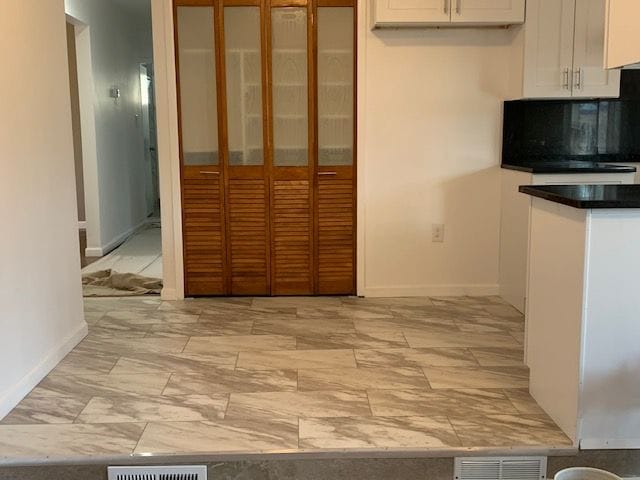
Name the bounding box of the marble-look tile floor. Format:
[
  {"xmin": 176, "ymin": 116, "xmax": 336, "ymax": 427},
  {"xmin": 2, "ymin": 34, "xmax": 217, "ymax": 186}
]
[{"xmin": 0, "ymin": 296, "xmax": 572, "ymax": 463}]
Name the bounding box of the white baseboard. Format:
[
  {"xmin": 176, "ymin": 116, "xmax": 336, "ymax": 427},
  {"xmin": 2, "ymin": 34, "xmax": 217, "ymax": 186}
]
[
  {"xmin": 84, "ymin": 219, "xmax": 149, "ymax": 258},
  {"xmin": 361, "ymin": 284, "xmax": 500, "ymax": 298},
  {"xmin": 580, "ymin": 438, "xmax": 640, "ymax": 449},
  {"xmin": 84, "ymin": 246, "xmax": 104, "ymax": 257},
  {"xmin": 0, "ymin": 322, "xmax": 88, "ymax": 420},
  {"xmin": 78, "ymin": 220, "xmax": 87, "ymax": 230},
  {"xmin": 161, "ymin": 287, "xmax": 178, "ymax": 301}
]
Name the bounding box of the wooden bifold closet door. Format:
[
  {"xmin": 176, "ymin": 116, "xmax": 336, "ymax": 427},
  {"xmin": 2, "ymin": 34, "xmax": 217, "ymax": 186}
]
[{"xmin": 174, "ymin": 0, "xmax": 356, "ymax": 296}]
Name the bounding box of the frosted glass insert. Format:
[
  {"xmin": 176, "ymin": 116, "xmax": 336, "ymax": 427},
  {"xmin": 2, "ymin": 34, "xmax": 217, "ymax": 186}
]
[
  {"xmin": 271, "ymin": 7, "xmax": 308, "ymax": 167},
  {"xmin": 177, "ymin": 7, "xmax": 219, "ymax": 166},
  {"xmin": 318, "ymin": 7, "xmax": 354, "ymax": 166},
  {"xmin": 225, "ymin": 7, "xmax": 264, "ymax": 166}
]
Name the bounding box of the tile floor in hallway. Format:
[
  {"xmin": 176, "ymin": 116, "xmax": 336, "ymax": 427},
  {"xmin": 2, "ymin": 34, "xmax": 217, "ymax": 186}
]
[{"xmin": 0, "ymin": 295, "xmax": 572, "ymax": 463}]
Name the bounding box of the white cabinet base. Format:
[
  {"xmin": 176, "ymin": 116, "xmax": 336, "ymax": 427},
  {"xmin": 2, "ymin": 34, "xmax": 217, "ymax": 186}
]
[
  {"xmin": 498, "ymin": 169, "xmax": 635, "ymax": 314},
  {"xmin": 527, "ymin": 199, "xmax": 640, "ymax": 448}
]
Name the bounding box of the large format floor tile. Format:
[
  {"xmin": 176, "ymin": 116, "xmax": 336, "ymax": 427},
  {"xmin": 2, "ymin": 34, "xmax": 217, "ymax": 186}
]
[
  {"xmin": 184, "ymin": 334, "xmax": 297, "ymax": 353},
  {"xmin": 449, "ymin": 414, "xmax": 572, "ymax": 446},
  {"xmin": 236, "ymin": 349, "xmax": 357, "ymax": 370},
  {"xmin": 75, "ymin": 394, "xmax": 229, "ymax": 423},
  {"xmin": 299, "ymin": 416, "xmax": 461, "ymax": 449},
  {"xmin": 0, "ymin": 295, "xmax": 572, "ymax": 462},
  {"xmin": 163, "ymin": 369, "xmax": 298, "ymax": 395},
  {"xmin": 296, "ymin": 330, "xmax": 409, "ymax": 350},
  {"xmin": 135, "ymin": 418, "xmax": 299, "ymax": 454},
  {"xmin": 403, "ymin": 329, "xmax": 521, "ymax": 349},
  {"xmin": 355, "ymin": 347, "xmax": 478, "ymax": 368},
  {"xmin": 423, "ymin": 366, "xmax": 529, "ymax": 389},
  {"xmin": 0, "ymin": 396, "xmax": 89, "ymax": 425},
  {"xmin": 298, "ymin": 367, "xmax": 430, "ymax": 391},
  {"xmin": 109, "ymin": 352, "xmax": 238, "ymax": 375},
  {"xmin": 31, "ymin": 374, "xmax": 171, "ymax": 398},
  {"xmin": 0, "ymin": 424, "xmax": 145, "ymax": 459},
  {"xmin": 226, "ymin": 391, "xmax": 372, "ymax": 419}
]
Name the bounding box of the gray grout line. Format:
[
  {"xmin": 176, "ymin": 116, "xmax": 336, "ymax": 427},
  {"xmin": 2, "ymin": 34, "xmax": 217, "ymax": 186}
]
[
  {"xmin": 444, "ymin": 415, "xmax": 465, "ymax": 448},
  {"xmin": 131, "ymin": 422, "xmax": 151, "ymax": 454}
]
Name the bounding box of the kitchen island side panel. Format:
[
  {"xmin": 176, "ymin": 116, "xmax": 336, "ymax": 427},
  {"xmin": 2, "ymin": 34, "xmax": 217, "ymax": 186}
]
[
  {"xmin": 526, "ymin": 198, "xmax": 587, "ymax": 443},
  {"xmin": 580, "ymin": 209, "xmax": 640, "ymax": 449}
]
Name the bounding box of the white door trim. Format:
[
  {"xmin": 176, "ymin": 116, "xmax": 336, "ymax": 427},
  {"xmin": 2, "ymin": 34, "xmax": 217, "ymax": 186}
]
[{"xmin": 151, "ymin": 0, "xmax": 184, "ymax": 300}]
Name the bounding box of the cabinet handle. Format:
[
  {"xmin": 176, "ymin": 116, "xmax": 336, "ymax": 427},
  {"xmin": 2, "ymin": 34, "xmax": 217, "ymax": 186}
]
[
  {"xmin": 199, "ymin": 171, "xmax": 220, "ymax": 175},
  {"xmin": 563, "ymin": 68, "xmax": 570, "ymax": 90},
  {"xmin": 575, "ymin": 68, "xmax": 583, "ymax": 90},
  {"xmin": 456, "ymin": 0, "xmax": 461, "ymax": 14},
  {"xmin": 318, "ymin": 171, "xmax": 337, "ymax": 176}
]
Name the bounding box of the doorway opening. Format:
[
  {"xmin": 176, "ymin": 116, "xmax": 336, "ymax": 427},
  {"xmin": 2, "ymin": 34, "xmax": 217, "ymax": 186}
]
[{"xmin": 65, "ymin": 0, "xmax": 162, "ymax": 297}]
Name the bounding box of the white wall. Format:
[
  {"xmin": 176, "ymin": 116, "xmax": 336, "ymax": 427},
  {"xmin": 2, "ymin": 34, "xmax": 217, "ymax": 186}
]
[
  {"xmin": 0, "ymin": 0, "xmax": 88, "ymax": 419},
  {"xmin": 65, "ymin": 0, "xmax": 154, "ymax": 256},
  {"xmin": 358, "ymin": 22, "xmax": 512, "ymax": 296}
]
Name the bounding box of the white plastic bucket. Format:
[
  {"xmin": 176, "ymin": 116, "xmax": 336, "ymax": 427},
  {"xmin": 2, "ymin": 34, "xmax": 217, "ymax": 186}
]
[{"xmin": 554, "ymin": 467, "xmax": 622, "ymax": 480}]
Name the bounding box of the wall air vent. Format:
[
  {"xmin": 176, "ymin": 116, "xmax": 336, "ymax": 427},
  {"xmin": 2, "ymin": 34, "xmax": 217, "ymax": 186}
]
[
  {"xmin": 454, "ymin": 457, "xmax": 547, "ymax": 480},
  {"xmin": 107, "ymin": 465, "xmax": 207, "ymax": 480}
]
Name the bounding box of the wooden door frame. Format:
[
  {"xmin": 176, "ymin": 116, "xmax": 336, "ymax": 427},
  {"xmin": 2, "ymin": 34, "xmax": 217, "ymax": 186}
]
[
  {"xmin": 171, "ymin": 0, "xmax": 357, "ymax": 296},
  {"xmin": 266, "ymin": 0, "xmax": 317, "ymax": 295},
  {"xmin": 174, "ymin": 0, "xmax": 230, "ymax": 296},
  {"xmin": 219, "ymin": 0, "xmax": 273, "ymax": 295},
  {"xmin": 313, "ymin": 0, "xmax": 357, "ymax": 295}
]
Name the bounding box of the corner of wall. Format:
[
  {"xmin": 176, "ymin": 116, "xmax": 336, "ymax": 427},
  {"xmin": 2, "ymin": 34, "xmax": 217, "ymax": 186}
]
[{"xmin": 0, "ymin": 322, "xmax": 87, "ymax": 420}]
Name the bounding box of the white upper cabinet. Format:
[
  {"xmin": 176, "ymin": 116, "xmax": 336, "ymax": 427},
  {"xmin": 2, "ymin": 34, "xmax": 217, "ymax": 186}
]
[
  {"xmin": 573, "ymin": 0, "xmax": 620, "ymax": 96},
  {"xmin": 520, "ymin": 0, "xmax": 620, "ymax": 98},
  {"xmin": 451, "ymin": 0, "xmax": 526, "ymax": 25},
  {"xmin": 522, "ymin": 0, "xmax": 576, "ymax": 98},
  {"xmin": 604, "ymin": 0, "xmax": 640, "ymax": 69},
  {"xmin": 372, "ymin": 0, "xmax": 450, "ymax": 27},
  {"xmin": 372, "ymin": 0, "xmax": 524, "ymax": 28}
]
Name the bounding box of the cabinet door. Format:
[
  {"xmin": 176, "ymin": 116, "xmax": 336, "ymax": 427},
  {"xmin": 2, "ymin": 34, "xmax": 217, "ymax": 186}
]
[
  {"xmin": 450, "ymin": 0, "xmax": 524, "ymax": 25},
  {"xmin": 176, "ymin": 5, "xmax": 228, "ymax": 296},
  {"xmin": 372, "ymin": 0, "xmax": 451, "ymax": 27},
  {"xmin": 269, "ymin": 5, "xmax": 314, "ymax": 295},
  {"xmin": 222, "ymin": 5, "xmax": 271, "ymax": 295},
  {"xmin": 523, "ymin": 0, "xmax": 576, "ymax": 98},
  {"xmin": 572, "ymin": 0, "xmax": 620, "ymax": 98},
  {"xmin": 316, "ymin": 6, "xmax": 356, "ymax": 295}
]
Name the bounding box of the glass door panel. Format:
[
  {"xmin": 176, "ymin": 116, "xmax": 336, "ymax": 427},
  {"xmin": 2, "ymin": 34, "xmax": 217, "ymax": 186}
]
[
  {"xmin": 176, "ymin": 7, "xmax": 220, "ymax": 166},
  {"xmin": 224, "ymin": 6, "xmax": 264, "ymax": 166},
  {"xmin": 271, "ymin": 7, "xmax": 309, "ymax": 167},
  {"xmin": 317, "ymin": 7, "xmax": 354, "ymax": 166}
]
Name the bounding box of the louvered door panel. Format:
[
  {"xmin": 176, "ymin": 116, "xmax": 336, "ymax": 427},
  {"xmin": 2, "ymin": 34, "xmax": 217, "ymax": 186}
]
[
  {"xmin": 317, "ymin": 171, "xmax": 354, "ymax": 294},
  {"xmin": 272, "ymin": 179, "xmax": 313, "ymax": 294},
  {"xmin": 228, "ymin": 177, "xmax": 269, "ymax": 294},
  {"xmin": 182, "ymin": 169, "xmax": 226, "ymax": 295}
]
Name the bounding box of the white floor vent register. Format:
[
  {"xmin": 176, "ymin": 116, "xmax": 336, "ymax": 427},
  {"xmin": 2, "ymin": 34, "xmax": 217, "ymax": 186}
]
[
  {"xmin": 107, "ymin": 465, "xmax": 207, "ymax": 480},
  {"xmin": 454, "ymin": 457, "xmax": 547, "ymax": 480}
]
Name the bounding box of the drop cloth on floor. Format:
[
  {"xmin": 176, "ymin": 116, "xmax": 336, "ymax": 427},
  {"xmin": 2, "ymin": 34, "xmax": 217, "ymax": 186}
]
[{"xmin": 81, "ymin": 224, "xmax": 162, "ymax": 296}]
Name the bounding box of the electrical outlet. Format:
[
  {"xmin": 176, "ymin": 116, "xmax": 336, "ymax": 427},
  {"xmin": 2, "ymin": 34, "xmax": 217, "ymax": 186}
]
[{"xmin": 432, "ymin": 223, "xmax": 445, "ymax": 243}]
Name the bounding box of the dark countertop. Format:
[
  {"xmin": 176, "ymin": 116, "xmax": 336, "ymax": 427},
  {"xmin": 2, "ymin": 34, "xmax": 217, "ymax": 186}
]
[
  {"xmin": 519, "ymin": 184, "xmax": 640, "ymax": 209},
  {"xmin": 502, "ymin": 160, "xmax": 637, "ymax": 174}
]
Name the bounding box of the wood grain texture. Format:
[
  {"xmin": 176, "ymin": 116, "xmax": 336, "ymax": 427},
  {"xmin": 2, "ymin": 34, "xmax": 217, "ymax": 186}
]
[
  {"xmin": 175, "ymin": 0, "xmax": 357, "ymax": 297},
  {"xmin": 272, "ymin": 180, "xmax": 313, "ymax": 294},
  {"xmin": 182, "ymin": 169, "xmax": 226, "ymax": 295},
  {"xmin": 317, "ymin": 170, "xmax": 354, "ymax": 294},
  {"xmin": 228, "ymin": 177, "xmax": 270, "ymax": 294}
]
